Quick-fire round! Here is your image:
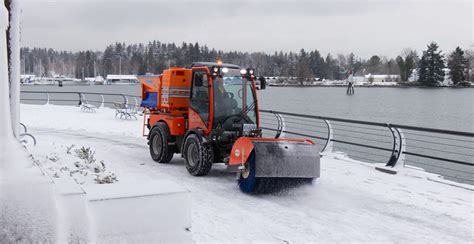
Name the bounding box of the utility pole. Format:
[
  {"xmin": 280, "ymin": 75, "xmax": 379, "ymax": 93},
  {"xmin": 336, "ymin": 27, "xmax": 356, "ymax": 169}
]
[
  {"xmin": 119, "ymin": 55, "xmax": 122, "ymax": 80},
  {"xmin": 82, "ymin": 67, "xmax": 84, "ymax": 81}
]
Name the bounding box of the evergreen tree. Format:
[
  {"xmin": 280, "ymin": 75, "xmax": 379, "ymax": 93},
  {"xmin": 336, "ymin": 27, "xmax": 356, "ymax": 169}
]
[
  {"xmin": 447, "ymin": 47, "xmax": 469, "ymax": 85},
  {"xmin": 296, "ymin": 49, "xmax": 311, "ymax": 85},
  {"xmin": 308, "ymin": 50, "xmax": 324, "ymax": 79},
  {"xmin": 396, "ymin": 49, "xmax": 417, "ymax": 81},
  {"xmin": 418, "ymin": 42, "xmax": 445, "ymax": 86},
  {"xmin": 367, "ymin": 55, "xmax": 381, "ymax": 74},
  {"xmin": 324, "ymin": 54, "xmax": 335, "ymax": 80}
]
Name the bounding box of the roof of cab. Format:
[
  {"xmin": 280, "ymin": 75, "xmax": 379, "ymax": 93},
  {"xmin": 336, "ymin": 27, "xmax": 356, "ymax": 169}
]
[{"xmin": 191, "ymin": 62, "xmax": 241, "ymax": 69}]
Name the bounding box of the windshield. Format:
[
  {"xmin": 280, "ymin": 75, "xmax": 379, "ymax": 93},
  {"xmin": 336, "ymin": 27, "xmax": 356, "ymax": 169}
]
[{"xmin": 213, "ymin": 68, "xmax": 257, "ymax": 126}]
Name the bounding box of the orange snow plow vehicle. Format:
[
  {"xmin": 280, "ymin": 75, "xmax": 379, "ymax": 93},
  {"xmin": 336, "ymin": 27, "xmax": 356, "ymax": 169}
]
[{"xmin": 139, "ymin": 61, "xmax": 320, "ymax": 193}]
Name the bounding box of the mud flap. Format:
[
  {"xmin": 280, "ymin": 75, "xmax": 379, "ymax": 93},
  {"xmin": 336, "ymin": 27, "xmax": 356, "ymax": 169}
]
[{"xmin": 251, "ymin": 140, "xmax": 320, "ymax": 178}]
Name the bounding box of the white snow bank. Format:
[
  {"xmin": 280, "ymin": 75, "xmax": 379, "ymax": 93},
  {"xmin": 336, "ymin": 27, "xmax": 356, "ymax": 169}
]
[
  {"xmin": 0, "ymin": 140, "xmax": 57, "ymax": 242},
  {"xmin": 21, "ymin": 104, "xmax": 473, "ymax": 243},
  {"xmin": 20, "ymin": 105, "xmax": 191, "ymax": 242},
  {"xmin": 85, "ymin": 181, "xmax": 191, "ymax": 243}
]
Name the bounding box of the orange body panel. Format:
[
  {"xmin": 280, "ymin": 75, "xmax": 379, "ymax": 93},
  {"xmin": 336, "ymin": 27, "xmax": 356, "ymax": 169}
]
[
  {"xmin": 228, "ymin": 137, "xmax": 315, "ymax": 166},
  {"xmin": 149, "ymin": 114, "xmax": 186, "ymax": 136},
  {"xmin": 160, "ymin": 68, "xmax": 192, "ymax": 109},
  {"xmin": 188, "ymin": 108, "xmax": 209, "ymax": 134},
  {"xmin": 139, "ymin": 68, "xmax": 192, "ymax": 111}
]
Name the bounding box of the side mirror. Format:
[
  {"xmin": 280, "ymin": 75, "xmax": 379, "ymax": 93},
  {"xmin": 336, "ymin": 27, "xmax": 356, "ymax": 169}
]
[
  {"xmin": 258, "ymin": 77, "xmax": 266, "ymax": 90},
  {"xmin": 261, "ymin": 79, "xmax": 266, "ymax": 90}
]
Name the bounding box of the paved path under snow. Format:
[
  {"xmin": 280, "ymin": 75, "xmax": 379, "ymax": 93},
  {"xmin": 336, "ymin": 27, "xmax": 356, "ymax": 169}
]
[{"xmin": 23, "ymin": 104, "xmax": 473, "ymax": 243}]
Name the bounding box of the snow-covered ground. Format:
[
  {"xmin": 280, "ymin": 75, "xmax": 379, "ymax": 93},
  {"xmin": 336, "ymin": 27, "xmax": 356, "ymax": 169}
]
[{"xmin": 21, "ymin": 104, "xmax": 473, "ymax": 243}]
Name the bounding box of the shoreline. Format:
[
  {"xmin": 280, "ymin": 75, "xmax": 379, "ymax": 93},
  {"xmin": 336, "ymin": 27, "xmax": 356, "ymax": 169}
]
[
  {"xmin": 268, "ymin": 84, "xmax": 474, "ymax": 88},
  {"xmin": 20, "ymin": 84, "xmax": 474, "ymax": 89}
]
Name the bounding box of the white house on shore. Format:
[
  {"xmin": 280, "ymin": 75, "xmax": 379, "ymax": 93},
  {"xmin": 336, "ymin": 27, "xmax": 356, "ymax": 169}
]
[
  {"xmin": 349, "ymin": 74, "xmax": 400, "ymax": 86},
  {"xmin": 105, "ymin": 74, "xmax": 138, "ymax": 85},
  {"xmin": 364, "ymin": 74, "xmax": 400, "ymax": 82}
]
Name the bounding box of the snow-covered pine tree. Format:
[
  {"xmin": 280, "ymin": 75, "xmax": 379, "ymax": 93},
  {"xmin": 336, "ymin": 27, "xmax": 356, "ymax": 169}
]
[
  {"xmin": 418, "ymin": 42, "xmax": 445, "ymax": 86},
  {"xmin": 447, "ymin": 47, "xmax": 469, "ymax": 85}
]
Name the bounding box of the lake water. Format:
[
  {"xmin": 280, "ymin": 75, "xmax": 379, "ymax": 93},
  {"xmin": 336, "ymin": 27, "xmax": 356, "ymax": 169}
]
[
  {"xmin": 20, "ymin": 85, "xmax": 474, "ymax": 184},
  {"xmin": 21, "ymin": 85, "xmax": 474, "ymax": 132}
]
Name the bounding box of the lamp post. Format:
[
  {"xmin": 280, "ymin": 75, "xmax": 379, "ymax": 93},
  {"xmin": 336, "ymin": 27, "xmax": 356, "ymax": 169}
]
[{"xmin": 119, "ymin": 55, "xmax": 122, "ymax": 81}]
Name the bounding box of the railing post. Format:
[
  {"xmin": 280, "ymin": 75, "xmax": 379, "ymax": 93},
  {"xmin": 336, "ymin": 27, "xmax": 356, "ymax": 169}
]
[
  {"xmin": 78, "ymin": 92, "xmax": 82, "ymax": 106},
  {"xmin": 321, "ymin": 120, "xmax": 333, "ymax": 154},
  {"xmin": 133, "ymin": 97, "xmax": 138, "ymax": 107},
  {"xmin": 394, "ymin": 127, "xmax": 406, "ymax": 167},
  {"xmin": 386, "ymin": 126, "xmax": 406, "ymax": 167},
  {"xmin": 100, "ymin": 94, "xmax": 105, "ymax": 108},
  {"xmin": 272, "ymin": 112, "xmax": 286, "ymax": 139},
  {"xmin": 122, "ymin": 94, "xmax": 128, "ymax": 107},
  {"xmin": 46, "ymin": 93, "xmax": 50, "ymax": 105},
  {"xmin": 386, "ymin": 126, "xmax": 398, "ymax": 167}
]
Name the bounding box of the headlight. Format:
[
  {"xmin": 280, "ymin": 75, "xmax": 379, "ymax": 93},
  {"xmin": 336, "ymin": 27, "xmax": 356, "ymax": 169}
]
[
  {"xmin": 213, "ymin": 67, "xmax": 219, "ymax": 73},
  {"xmin": 240, "ymin": 69, "xmax": 247, "ymax": 75},
  {"xmin": 249, "ymin": 69, "xmax": 254, "ymax": 75},
  {"xmin": 234, "ymin": 149, "xmax": 240, "ymax": 157},
  {"xmin": 222, "ymin": 67, "xmax": 229, "ymax": 73}
]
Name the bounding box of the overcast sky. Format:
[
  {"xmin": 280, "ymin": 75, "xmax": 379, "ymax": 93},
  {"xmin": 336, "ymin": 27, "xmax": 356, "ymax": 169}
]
[{"xmin": 20, "ymin": 0, "xmax": 473, "ymax": 58}]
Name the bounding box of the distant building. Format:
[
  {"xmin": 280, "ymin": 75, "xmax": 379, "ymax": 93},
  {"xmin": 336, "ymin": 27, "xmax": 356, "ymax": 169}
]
[
  {"xmin": 365, "ymin": 74, "xmax": 400, "ymax": 83},
  {"xmin": 85, "ymin": 76, "xmax": 105, "ymax": 85},
  {"xmin": 105, "ymin": 75, "xmax": 138, "ymax": 85}
]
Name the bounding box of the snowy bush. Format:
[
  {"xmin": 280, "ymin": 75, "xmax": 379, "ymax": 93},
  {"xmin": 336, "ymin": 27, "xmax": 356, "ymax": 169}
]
[{"xmin": 39, "ymin": 145, "xmax": 118, "ymax": 185}]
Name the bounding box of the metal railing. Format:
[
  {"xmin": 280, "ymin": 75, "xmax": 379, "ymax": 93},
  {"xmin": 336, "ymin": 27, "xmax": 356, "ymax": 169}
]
[
  {"xmin": 20, "ymin": 91, "xmax": 141, "ymax": 108},
  {"xmin": 259, "ymin": 110, "xmax": 474, "ymax": 185},
  {"xmin": 20, "ymin": 91, "xmax": 474, "ymax": 185}
]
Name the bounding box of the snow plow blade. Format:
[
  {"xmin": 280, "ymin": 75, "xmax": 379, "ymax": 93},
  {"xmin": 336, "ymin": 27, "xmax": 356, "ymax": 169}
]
[
  {"xmin": 252, "ymin": 140, "xmax": 320, "ymax": 178},
  {"xmin": 230, "ymin": 138, "xmax": 320, "ymax": 193}
]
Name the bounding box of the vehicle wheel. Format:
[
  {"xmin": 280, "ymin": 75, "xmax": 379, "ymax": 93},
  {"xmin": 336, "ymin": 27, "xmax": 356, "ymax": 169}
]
[
  {"xmin": 183, "ymin": 134, "xmax": 213, "ymax": 176},
  {"xmin": 148, "ymin": 122, "xmax": 174, "ymax": 163}
]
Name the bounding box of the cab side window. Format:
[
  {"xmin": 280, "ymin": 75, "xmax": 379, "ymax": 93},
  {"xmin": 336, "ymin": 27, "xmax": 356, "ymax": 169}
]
[{"xmin": 190, "ymin": 71, "xmax": 210, "ymax": 125}]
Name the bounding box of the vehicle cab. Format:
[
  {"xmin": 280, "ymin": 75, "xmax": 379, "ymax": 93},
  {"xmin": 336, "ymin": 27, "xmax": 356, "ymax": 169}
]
[{"xmin": 188, "ymin": 61, "xmax": 263, "ymax": 162}]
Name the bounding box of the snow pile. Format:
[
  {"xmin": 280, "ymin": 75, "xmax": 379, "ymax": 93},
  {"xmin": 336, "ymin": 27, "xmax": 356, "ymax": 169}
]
[
  {"xmin": 37, "ymin": 144, "xmax": 118, "ymax": 185},
  {"xmin": 0, "ymin": 138, "xmax": 57, "ymax": 242}
]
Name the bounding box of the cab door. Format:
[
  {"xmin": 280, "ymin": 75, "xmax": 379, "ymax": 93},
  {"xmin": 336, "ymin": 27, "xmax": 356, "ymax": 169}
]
[{"xmin": 189, "ymin": 69, "xmax": 211, "ymax": 133}]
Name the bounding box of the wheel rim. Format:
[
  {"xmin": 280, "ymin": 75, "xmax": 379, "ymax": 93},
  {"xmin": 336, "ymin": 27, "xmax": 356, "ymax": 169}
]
[
  {"xmin": 152, "ymin": 134, "xmax": 162, "ymax": 156},
  {"xmin": 241, "ymin": 162, "xmax": 250, "ymax": 179},
  {"xmin": 187, "ymin": 143, "xmax": 199, "ymax": 167}
]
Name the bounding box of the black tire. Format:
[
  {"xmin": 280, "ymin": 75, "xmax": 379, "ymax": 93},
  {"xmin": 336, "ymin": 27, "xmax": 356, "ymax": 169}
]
[
  {"xmin": 148, "ymin": 122, "xmax": 174, "ymax": 164},
  {"xmin": 183, "ymin": 134, "xmax": 213, "ymax": 176}
]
